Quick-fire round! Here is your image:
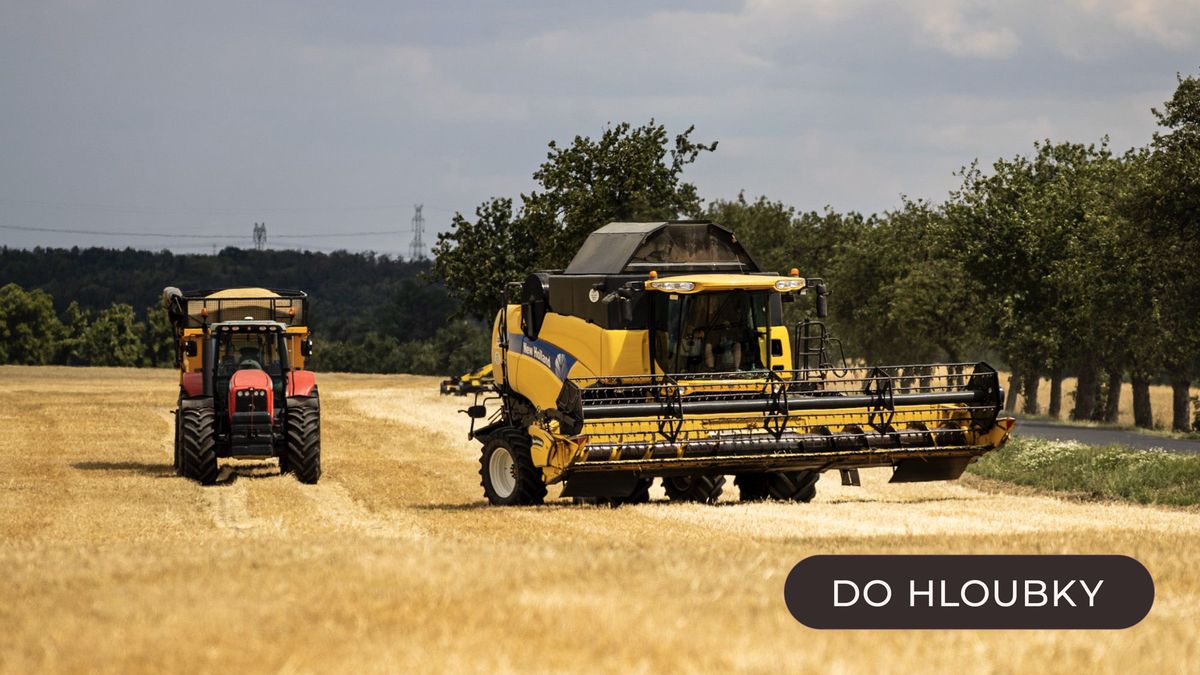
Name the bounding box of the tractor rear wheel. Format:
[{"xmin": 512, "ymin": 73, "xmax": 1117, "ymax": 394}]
[
  {"xmin": 767, "ymin": 470, "xmax": 820, "ymax": 502},
  {"xmin": 180, "ymin": 407, "xmax": 218, "ymax": 485},
  {"xmin": 285, "ymin": 398, "xmax": 321, "ymax": 484},
  {"xmin": 734, "ymin": 473, "xmax": 770, "ymax": 501},
  {"xmin": 479, "ymin": 429, "xmax": 546, "ymax": 506},
  {"xmin": 663, "ymin": 475, "xmax": 725, "ymax": 504}
]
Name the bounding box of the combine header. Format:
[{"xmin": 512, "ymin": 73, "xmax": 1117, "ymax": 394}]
[{"xmin": 465, "ymin": 221, "xmax": 1014, "ymax": 505}]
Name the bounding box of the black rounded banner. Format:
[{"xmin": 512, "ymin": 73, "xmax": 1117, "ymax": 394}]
[{"xmin": 784, "ymin": 555, "xmax": 1153, "ymax": 629}]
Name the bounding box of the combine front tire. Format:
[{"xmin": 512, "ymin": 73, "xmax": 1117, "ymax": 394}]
[
  {"xmin": 734, "ymin": 474, "xmax": 769, "ymax": 501},
  {"xmin": 768, "ymin": 471, "xmax": 820, "ymax": 502},
  {"xmin": 573, "ymin": 478, "xmax": 652, "ymax": 507},
  {"xmin": 480, "ymin": 429, "xmax": 546, "ymax": 506},
  {"xmin": 663, "ymin": 475, "xmax": 725, "ymax": 504},
  {"xmin": 180, "ymin": 407, "xmax": 218, "ymax": 485},
  {"xmin": 285, "ymin": 397, "xmax": 322, "ymax": 484}
]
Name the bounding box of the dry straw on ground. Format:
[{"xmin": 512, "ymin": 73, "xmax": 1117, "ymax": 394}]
[{"xmin": 1, "ymin": 366, "xmax": 1197, "ymax": 674}]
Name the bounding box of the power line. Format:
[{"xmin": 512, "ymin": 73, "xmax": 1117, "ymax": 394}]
[
  {"xmin": 0, "ymin": 197, "xmax": 455, "ymax": 215},
  {"xmin": 0, "ymin": 223, "xmax": 416, "ymax": 239}
]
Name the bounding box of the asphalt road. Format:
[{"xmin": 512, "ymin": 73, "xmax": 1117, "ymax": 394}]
[{"xmin": 1014, "ymin": 419, "xmax": 1200, "ymax": 453}]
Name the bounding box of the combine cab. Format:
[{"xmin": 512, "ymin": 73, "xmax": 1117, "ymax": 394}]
[
  {"xmin": 440, "ymin": 364, "xmax": 495, "ymax": 396},
  {"xmin": 465, "ymin": 221, "xmax": 1014, "ymax": 505},
  {"xmin": 164, "ymin": 287, "xmax": 321, "ymax": 484}
]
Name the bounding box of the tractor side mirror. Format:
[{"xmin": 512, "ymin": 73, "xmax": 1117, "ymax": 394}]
[
  {"xmin": 184, "ymin": 341, "xmax": 198, "ymax": 357},
  {"xmin": 466, "ymin": 405, "xmax": 487, "ymax": 419},
  {"xmin": 816, "ymin": 294, "xmax": 828, "ymax": 319},
  {"xmin": 300, "ymin": 339, "xmax": 313, "ymax": 357}
]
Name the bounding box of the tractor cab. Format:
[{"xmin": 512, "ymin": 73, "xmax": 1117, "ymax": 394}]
[{"xmin": 208, "ymin": 320, "xmax": 291, "ymax": 416}]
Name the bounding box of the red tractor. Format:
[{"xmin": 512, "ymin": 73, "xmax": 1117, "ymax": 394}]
[{"xmin": 164, "ymin": 287, "xmax": 321, "ymax": 484}]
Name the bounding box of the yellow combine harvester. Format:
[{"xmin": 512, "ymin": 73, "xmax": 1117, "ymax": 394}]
[
  {"xmin": 440, "ymin": 363, "xmax": 494, "ymax": 396},
  {"xmin": 464, "ymin": 221, "xmax": 1014, "ymax": 505}
]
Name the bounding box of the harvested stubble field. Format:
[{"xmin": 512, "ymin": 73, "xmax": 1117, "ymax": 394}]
[{"xmin": 1, "ymin": 366, "xmax": 1198, "ymax": 674}]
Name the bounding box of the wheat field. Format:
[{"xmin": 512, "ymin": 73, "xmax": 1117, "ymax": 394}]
[{"xmin": 1, "ymin": 365, "xmax": 1197, "ymax": 674}]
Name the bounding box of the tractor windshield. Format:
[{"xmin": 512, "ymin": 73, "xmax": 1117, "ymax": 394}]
[
  {"xmin": 652, "ymin": 291, "xmax": 770, "ymax": 374},
  {"xmin": 215, "ymin": 332, "xmax": 284, "ymax": 377}
]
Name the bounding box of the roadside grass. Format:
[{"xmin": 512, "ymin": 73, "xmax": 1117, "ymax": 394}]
[{"xmin": 969, "ymin": 437, "xmax": 1200, "ymax": 507}]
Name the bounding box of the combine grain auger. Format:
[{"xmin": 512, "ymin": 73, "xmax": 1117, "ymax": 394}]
[{"xmin": 462, "ymin": 221, "xmax": 1014, "ymax": 505}]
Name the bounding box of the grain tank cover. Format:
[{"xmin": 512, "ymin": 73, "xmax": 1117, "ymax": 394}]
[{"xmin": 563, "ymin": 221, "xmax": 760, "ymax": 275}]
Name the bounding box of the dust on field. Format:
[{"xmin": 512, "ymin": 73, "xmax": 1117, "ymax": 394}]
[{"xmin": 1, "ymin": 365, "xmax": 1197, "ymax": 674}]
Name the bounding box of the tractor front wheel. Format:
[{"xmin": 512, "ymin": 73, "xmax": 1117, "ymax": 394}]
[
  {"xmin": 180, "ymin": 407, "xmax": 218, "ymax": 485},
  {"xmin": 285, "ymin": 397, "xmax": 321, "ymax": 484},
  {"xmin": 663, "ymin": 475, "xmax": 725, "ymax": 504},
  {"xmin": 479, "ymin": 429, "xmax": 546, "ymax": 506}
]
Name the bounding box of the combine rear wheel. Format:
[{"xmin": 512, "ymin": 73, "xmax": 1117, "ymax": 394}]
[
  {"xmin": 286, "ymin": 397, "xmax": 322, "ymax": 484},
  {"xmin": 663, "ymin": 475, "xmax": 725, "ymax": 504},
  {"xmin": 180, "ymin": 407, "xmax": 218, "ymax": 485},
  {"xmin": 480, "ymin": 429, "xmax": 546, "ymax": 506}
]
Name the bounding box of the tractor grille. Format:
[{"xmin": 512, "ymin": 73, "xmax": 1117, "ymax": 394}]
[{"xmin": 234, "ymin": 388, "xmax": 269, "ymax": 413}]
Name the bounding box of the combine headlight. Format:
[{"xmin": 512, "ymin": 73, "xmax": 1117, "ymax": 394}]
[
  {"xmin": 648, "ymin": 281, "xmax": 695, "ymax": 291},
  {"xmin": 774, "ymin": 279, "xmax": 806, "ymax": 291}
]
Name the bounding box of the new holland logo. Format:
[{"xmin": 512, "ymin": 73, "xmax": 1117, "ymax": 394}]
[{"xmin": 512, "ymin": 333, "xmax": 576, "ymax": 380}]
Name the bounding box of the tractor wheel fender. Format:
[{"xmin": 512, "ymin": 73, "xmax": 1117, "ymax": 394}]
[
  {"xmin": 288, "ymin": 370, "xmax": 317, "ymax": 397},
  {"xmin": 179, "ymin": 396, "xmax": 215, "ymax": 410},
  {"xmin": 181, "ymin": 372, "xmax": 204, "ymax": 398}
]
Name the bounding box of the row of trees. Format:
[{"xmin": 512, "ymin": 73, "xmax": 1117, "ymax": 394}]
[
  {"xmin": 0, "ymin": 283, "xmax": 173, "ymax": 367},
  {"xmin": 433, "ymin": 73, "xmax": 1200, "ymax": 431},
  {"xmin": 0, "ymin": 281, "xmax": 488, "ymax": 376}
]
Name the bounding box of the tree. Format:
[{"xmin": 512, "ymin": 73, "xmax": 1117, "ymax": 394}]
[
  {"xmin": 432, "ymin": 198, "xmax": 531, "ymax": 321},
  {"xmin": 141, "ymin": 305, "xmax": 175, "ymax": 367},
  {"xmin": 0, "ymin": 283, "xmax": 63, "ymax": 364},
  {"xmin": 1131, "ymin": 72, "xmax": 1200, "ymax": 430},
  {"xmin": 704, "ymin": 193, "xmax": 797, "ymax": 275},
  {"xmin": 434, "ymin": 121, "xmax": 716, "ymax": 320},
  {"xmin": 77, "ymin": 304, "xmax": 144, "ymax": 367}
]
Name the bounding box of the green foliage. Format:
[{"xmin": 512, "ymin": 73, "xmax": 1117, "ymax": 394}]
[
  {"xmin": 0, "ymin": 247, "xmax": 430, "ymax": 342},
  {"xmin": 311, "ymin": 321, "xmax": 490, "ymax": 375},
  {"xmin": 0, "ymin": 283, "xmax": 63, "ymax": 364},
  {"xmin": 969, "ymin": 437, "xmax": 1200, "ymax": 506},
  {"xmin": 433, "ymin": 121, "xmax": 715, "ymax": 320},
  {"xmin": 141, "ymin": 305, "xmax": 175, "ymax": 367},
  {"xmin": 77, "ymin": 304, "xmax": 144, "ymax": 367}
]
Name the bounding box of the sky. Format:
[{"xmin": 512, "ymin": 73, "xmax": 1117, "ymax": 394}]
[{"xmin": 1, "ymin": 0, "xmax": 1197, "ymax": 258}]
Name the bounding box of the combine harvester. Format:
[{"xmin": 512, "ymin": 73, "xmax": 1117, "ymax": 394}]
[
  {"xmin": 440, "ymin": 364, "xmax": 494, "ymax": 396},
  {"xmin": 164, "ymin": 287, "xmax": 321, "ymax": 485},
  {"xmin": 464, "ymin": 221, "xmax": 1014, "ymax": 505}
]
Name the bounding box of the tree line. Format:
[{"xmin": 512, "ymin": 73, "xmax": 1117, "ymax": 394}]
[
  {"xmin": 0, "ymin": 246, "xmax": 490, "ymax": 375},
  {"xmin": 434, "ymin": 73, "xmax": 1200, "ymax": 431}
]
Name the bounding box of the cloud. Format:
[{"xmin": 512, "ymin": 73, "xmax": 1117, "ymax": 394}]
[{"xmin": 0, "ymin": 0, "xmax": 1196, "ymax": 253}]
